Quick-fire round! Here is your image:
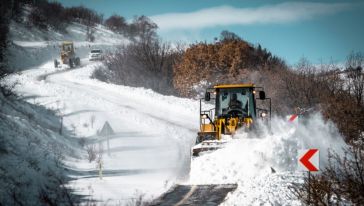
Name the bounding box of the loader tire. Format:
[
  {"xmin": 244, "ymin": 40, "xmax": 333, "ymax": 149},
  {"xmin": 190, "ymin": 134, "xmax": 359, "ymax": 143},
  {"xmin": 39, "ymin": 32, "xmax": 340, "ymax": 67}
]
[
  {"xmin": 54, "ymin": 59, "xmax": 58, "ymax": 68},
  {"xmin": 69, "ymin": 59, "xmax": 73, "ymax": 68},
  {"xmin": 75, "ymin": 57, "xmax": 80, "ymax": 66}
]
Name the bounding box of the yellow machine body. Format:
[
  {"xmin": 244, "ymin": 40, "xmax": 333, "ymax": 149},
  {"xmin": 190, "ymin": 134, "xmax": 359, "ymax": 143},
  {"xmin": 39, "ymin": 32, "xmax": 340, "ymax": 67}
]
[
  {"xmin": 195, "ymin": 83, "xmax": 269, "ymax": 148},
  {"xmin": 61, "ymin": 41, "xmax": 76, "ymax": 64},
  {"xmin": 54, "ymin": 41, "xmax": 80, "ymax": 68}
]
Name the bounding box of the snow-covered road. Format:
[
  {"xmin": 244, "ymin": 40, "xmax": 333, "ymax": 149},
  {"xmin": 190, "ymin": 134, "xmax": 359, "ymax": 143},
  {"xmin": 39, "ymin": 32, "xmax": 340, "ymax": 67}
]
[{"xmin": 6, "ymin": 60, "xmax": 198, "ymax": 204}]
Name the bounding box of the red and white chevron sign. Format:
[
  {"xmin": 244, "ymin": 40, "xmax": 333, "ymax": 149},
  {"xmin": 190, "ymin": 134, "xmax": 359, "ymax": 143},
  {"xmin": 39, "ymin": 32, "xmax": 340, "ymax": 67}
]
[{"xmin": 298, "ymin": 149, "xmax": 319, "ymax": 172}]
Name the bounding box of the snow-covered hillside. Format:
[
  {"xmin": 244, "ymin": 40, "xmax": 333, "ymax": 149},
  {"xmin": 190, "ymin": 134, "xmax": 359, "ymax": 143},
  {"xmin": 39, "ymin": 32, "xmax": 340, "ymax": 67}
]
[
  {"xmin": 0, "ymin": 86, "xmax": 80, "ymax": 205},
  {"xmin": 6, "ymin": 20, "xmax": 128, "ymax": 71}
]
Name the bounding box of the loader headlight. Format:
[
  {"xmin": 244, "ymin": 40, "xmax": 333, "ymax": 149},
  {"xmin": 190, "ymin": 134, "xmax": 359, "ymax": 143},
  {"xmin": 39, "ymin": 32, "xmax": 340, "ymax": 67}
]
[
  {"xmin": 261, "ymin": 112, "xmax": 267, "ymax": 118},
  {"xmin": 201, "ymin": 114, "xmax": 208, "ymax": 119}
]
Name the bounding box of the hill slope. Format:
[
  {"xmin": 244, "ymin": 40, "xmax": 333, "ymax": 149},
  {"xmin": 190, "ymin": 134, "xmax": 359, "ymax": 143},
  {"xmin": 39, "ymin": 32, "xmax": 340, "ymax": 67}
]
[{"xmin": 6, "ymin": 20, "xmax": 127, "ymax": 71}]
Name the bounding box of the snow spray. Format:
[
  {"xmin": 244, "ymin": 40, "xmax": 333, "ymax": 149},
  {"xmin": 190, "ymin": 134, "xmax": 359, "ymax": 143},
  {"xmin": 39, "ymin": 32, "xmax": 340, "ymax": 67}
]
[{"xmin": 189, "ymin": 113, "xmax": 347, "ymax": 184}]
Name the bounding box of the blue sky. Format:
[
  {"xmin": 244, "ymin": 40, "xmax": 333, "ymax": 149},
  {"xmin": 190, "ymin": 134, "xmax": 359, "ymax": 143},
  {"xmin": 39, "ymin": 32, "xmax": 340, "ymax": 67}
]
[{"xmin": 59, "ymin": 0, "xmax": 364, "ymax": 65}]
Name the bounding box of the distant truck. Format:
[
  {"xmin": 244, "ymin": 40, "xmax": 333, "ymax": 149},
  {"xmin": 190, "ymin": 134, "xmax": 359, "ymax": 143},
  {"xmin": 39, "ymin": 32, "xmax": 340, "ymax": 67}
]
[
  {"xmin": 54, "ymin": 41, "xmax": 80, "ymax": 68},
  {"xmin": 89, "ymin": 49, "xmax": 104, "ymax": 61}
]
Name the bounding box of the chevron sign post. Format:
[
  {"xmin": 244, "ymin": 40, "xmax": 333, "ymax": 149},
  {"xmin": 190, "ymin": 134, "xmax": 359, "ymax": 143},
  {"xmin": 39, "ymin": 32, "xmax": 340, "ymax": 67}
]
[{"xmin": 298, "ymin": 149, "xmax": 319, "ymax": 172}]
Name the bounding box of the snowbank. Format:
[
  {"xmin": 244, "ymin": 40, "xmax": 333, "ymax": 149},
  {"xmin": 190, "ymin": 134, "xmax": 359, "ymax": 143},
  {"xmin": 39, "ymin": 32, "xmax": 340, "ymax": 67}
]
[
  {"xmin": 0, "ymin": 92, "xmax": 80, "ymax": 205},
  {"xmin": 189, "ymin": 114, "xmax": 347, "ymax": 205}
]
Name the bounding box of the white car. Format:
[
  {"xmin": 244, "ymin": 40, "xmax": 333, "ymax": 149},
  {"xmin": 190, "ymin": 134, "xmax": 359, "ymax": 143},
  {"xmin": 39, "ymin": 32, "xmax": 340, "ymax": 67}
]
[{"xmin": 89, "ymin": 49, "xmax": 104, "ymax": 61}]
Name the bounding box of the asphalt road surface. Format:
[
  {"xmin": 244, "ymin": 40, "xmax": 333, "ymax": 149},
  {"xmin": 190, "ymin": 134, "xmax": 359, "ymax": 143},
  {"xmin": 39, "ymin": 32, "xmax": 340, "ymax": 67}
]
[{"xmin": 151, "ymin": 184, "xmax": 237, "ymax": 206}]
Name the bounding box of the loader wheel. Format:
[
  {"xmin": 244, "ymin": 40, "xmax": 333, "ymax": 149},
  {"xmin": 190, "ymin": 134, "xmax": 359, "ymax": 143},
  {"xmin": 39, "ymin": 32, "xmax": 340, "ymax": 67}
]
[
  {"xmin": 75, "ymin": 57, "xmax": 80, "ymax": 66},
  {"xmin": 54, "ymin": 59, "xmax": 59, "ymax": 68},
  {"xmin": 69, "ymin": 59, "xmax": 74, "ymax": 68}
]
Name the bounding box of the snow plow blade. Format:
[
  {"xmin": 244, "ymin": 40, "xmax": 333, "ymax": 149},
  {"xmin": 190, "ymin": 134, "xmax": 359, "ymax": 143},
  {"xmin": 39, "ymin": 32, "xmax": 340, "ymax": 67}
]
[
  {"xmin": 151, "ymin": 184, "xmax": 237, "ymax": 206},
  {"xmin": 192, "ymin": 140, "xmax": 227, "ymax": 156}
]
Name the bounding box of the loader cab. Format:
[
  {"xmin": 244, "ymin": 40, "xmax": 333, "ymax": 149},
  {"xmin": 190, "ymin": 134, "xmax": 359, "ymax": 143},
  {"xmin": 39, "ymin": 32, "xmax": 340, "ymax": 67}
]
[
  {"xmin": 198, "ymin": 84, "xmax": 270, "ymax": 141},
  {"xmin": 56, "ymin": 41, "xmax": 80, "ymax": 68},
  {"xmin": 61, "ymin": 42, "xmax": 74, "ymax": 54},
  {"xmin": 62, "ymin": 43, "xmax": 72, "ymax": 52},
  {"xmin": 215, "ymin": 87, "xmax": 256, "ymax": 119}
]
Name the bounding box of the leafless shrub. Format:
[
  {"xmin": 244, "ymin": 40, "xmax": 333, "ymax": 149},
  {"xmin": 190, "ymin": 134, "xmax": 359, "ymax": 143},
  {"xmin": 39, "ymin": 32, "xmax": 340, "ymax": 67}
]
[
  {"xmin": 281, "ymin": 57, "xmax": 364, "ymax": 142},
  {"xmin": 0, "ymin": 79, "xmax": 18, "ymax": 110},
  {"xmin": 345, "ymin": 51, "xmax": 364, "ymax": 106},
  {"xmin": 290, "ymin": 172, "xmax": 337, "ymax": 206},
  {"xmin": 86, "ymin": 144, "xmax": 97, "ymax": 162},
  {"xmin": 27, "ymin": 1, "xmax": 102, "ymax": 32},
  {"xmin": 0, "ymin": 80, "xmax": 17, "ymax": 98},
  {"xmin": 290, "ymin": 146, "xmax": 364, "ymax": 205},
  {"xmin": 86, "ymin": 24, "xmax": 96, "ymax": 42},
  {"xmin": 125, "ymin": 191, "xmax": 151, "ymax": 206},
  {"xmin": 91, "ymin": 64, "xmax": 114, "ymax": 82},
  {"xmin": 104, "ymin": 15, "xmax": 127, "ymax": 33},
  {"xmin": 0, "ymin": 1, "xmax": 10, "ymax": 70},
  {"xmin": 28, "ymin": 1, "xmax": 68, "ymax": 32},
  {"xmin": 64, "ymin": 6, "xmax": 103, "ymax": 26},
  {"xmin": 95, "ymin": 30, "xmax": 178, "ymax": 95},
  {"xmin": 79, "ymin": 137, "xmax": 86, "ymax": 147},
  {"xmin": 325, "ymin": 147, "xmax": 364, "ymax": 204}
]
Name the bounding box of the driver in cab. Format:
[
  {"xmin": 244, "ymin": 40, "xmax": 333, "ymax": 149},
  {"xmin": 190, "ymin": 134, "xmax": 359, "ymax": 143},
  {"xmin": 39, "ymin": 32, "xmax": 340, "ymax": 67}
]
[{"xmin": 229, "ymin": 93, "xmax": 242, "ymax": 109}]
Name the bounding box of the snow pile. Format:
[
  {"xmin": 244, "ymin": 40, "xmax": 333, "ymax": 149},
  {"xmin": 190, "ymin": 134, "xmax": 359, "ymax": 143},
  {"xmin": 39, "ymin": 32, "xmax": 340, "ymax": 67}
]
[{"xmin": 189, "ymin": 114, "xmax": 347, "ymax": 205}]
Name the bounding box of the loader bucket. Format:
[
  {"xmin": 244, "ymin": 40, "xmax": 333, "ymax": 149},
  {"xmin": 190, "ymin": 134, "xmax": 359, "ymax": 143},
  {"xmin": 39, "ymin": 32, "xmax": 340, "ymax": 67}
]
[{"xmin": 192, "ymin": 140, "xmax": 227, "ymax": 156}]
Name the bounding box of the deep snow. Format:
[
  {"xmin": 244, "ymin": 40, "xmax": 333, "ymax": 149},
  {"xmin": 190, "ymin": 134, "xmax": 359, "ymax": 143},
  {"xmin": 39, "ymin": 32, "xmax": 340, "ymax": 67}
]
[
  {"xmin": 3, "ymin": 18, "xmax": 349, "ymax": 205},
  {"xmin": 5, "ymin": 58, "xmax": 348, "ymax": 205},
  {"xmin": 4, "ymin": 59, "xmax": 198, "ymax": 204},
  {"xmin": 0, "ymin": 87, "xmax": 80, "ymax": 205},
  {"xmin": 189, "ymin": 115, "xmax": 346, "ymax": 205}
]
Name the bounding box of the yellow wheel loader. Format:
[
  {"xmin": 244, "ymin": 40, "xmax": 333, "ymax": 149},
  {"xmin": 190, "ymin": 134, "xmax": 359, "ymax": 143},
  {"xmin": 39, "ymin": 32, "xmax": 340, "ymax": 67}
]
[
  {"xmin": 192, "ymin": 83, "xmax": 271, "ymax": 156},
  {"xmin": 54, "ymin": 41, "xmax": 80, "ymax": 68}
]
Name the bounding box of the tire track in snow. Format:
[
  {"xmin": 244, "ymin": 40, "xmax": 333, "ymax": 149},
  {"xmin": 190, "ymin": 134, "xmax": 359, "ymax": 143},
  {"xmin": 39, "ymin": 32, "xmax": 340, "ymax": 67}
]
[{"xmin": 44, "ymin": 65, "xmax": 197, "ymax": 135}]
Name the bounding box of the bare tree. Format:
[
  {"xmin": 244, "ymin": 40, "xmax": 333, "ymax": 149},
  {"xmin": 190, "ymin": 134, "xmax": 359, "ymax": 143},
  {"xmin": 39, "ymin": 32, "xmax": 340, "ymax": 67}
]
[
  {"xmin": 85, "ymin": 17, "xmax": 96, "ymax": 42},
  {"xmin": 127, "ymin": 15, "xmax": 158, "ymax": 42},
  {"xmin": 99, "ymin": 33, "xmax": 176, "ymax": 95},
  {"xmin": 346, "ymin": 51, "xmax": 364, "ymax": 106},
  {"xmin": 86, "ymin": 144, "xmax": 97, "ymax": 162},
  {"xmin": 104, "ymin": 14, "xmax": 127, "ymax": 33},
  {"xmin": 219, "ymin": 30, "xmax": 241, "ymax": 42},
  {"xmin": 282, "ymin": 58, "xmax": 321, "ymax": 109}
]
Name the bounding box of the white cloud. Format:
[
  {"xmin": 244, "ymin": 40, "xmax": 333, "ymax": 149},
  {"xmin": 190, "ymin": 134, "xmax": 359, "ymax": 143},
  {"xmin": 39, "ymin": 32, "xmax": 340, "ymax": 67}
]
[{"xmin": 150, "ymin": 2, "xmax": 352, "ymax": 30}]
